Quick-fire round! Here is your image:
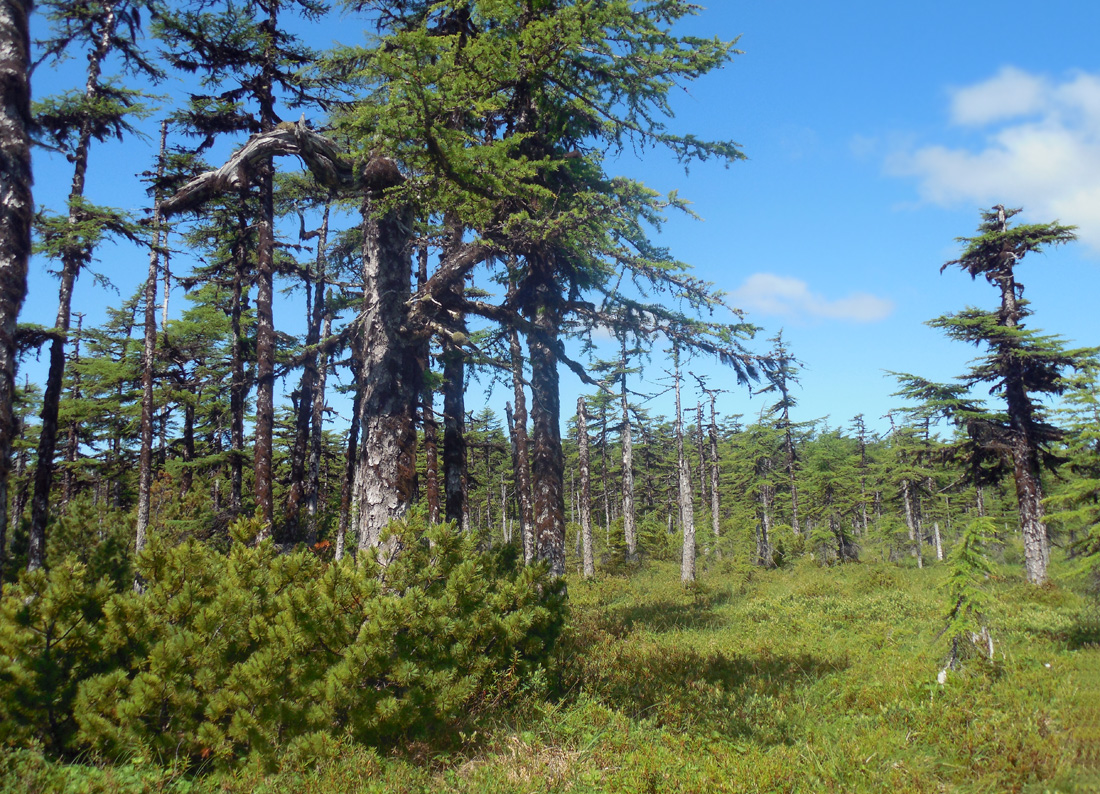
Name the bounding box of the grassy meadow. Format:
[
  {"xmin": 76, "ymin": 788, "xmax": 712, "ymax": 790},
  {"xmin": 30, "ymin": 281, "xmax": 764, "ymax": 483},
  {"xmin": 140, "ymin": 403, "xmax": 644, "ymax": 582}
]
[{"xmin": 3, "ymin": 548, "xmax": 1097, "ymax": 793}]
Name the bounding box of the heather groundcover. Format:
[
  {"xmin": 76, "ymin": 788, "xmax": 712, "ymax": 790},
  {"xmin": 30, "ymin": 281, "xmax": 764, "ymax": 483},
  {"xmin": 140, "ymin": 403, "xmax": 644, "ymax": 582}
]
[{"xmin": 2, "ymin": 552, "xmax": 1096, "ymax": 794}]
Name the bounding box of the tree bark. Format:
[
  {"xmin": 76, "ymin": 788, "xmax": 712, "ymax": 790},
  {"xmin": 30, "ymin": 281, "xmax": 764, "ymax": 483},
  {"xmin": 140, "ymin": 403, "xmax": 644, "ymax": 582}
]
[
  {"xmin": 352, "ymin": 171, "xmax": 419, "ymax": 559},
  {"xmin": 577, "ymin": 396, "xmax": 594, "ymax": 579},
  {"xmin": 674, "ymin": 347, "xmax": 695, "ymax": 583},
  {"xmin": 441, "ymin": 341, "xmax": 467, "ymax": 530},
  {"xmin": 709, "ymin": 395, "xmax": 720, "ymax": 542},
  {"xmin": 0, "ymin": 0, "xmax": 32, "ymax": 593},
  {"xmin": 901, "ymin": 478, "xmax": 923, "ymax": 569},
  {"xmin": 335, "ymin": 354, "xmax": 362, "ymax": 562},
  {"xmin": 286, "ymin": 205, "xmax": 329, "ymax": 540},
  {"xmin": 229, "ymin": 208, "xmax": 249, "ymax": 516},
  {"xmin": 306, "ymin": 305, "xmax": 332, "ymax": 545},
  {"xmin": 527, "ymin": 260, "xmax": 565, "ymax": 578},
  {"xmin": 135, "ymin": 121, "xmax": 168, "ymax": 566},
  {"xmin": 620, "ymin": 344, "xmax": 636, "ymax": 560}
]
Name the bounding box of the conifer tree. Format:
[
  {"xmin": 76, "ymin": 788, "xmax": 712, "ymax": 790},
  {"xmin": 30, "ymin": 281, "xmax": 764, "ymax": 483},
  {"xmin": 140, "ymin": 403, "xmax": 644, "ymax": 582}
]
[
  {"xmin": 933, "ymin": 205, "xmax": 1094, "ymax": 584},
  {"xmin": 28, "ymin": 0, "xmax": 158, "ymax": 569},
  {"xmin": 155, "ymin": 0, "xmax": 328, "ymax": 538},
  {"xmin": 1044, "ymin": 364, "xmax": 1100, "ymax": 580},
  {"xmin": 756, "ymin": 330, "xmax": 803, "ymax": 536}
]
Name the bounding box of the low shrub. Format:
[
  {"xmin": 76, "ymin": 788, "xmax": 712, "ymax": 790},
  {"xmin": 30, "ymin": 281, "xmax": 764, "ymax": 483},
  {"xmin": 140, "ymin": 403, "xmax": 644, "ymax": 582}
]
[{"xmin": 0, "ymin": 512, "xmax": 566, "ymax": 770}]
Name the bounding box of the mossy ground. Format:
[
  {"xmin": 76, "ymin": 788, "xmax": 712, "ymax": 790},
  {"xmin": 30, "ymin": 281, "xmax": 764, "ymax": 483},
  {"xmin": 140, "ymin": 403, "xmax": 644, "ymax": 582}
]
[{"xmin": 3, "ymin": 550, "xmax": 1097, "ymax": 793}]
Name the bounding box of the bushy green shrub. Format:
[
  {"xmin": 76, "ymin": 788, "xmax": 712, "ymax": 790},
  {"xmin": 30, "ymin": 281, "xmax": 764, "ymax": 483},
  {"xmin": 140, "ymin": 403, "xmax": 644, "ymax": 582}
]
[
  {"xmin": 1, "ymin": 512, "xmax": 566, "ymax": 770},
  {"xmin": 0, "ymin": 558, "xmax": 116, "ymax": 754}
]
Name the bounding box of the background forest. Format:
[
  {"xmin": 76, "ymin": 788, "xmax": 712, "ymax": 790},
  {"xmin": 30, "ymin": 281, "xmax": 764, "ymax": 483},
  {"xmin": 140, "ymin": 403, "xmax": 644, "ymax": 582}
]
[{"xmin": 0, "ymin": 0, "xmax": 1097, "ymax": 792}]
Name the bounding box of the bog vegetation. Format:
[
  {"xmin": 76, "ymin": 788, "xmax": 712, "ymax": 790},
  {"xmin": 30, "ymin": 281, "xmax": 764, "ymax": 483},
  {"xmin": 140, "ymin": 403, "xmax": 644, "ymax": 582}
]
[{"xmin": 0, "ymin": 1, "xmax": 1097, "ymax": 792}]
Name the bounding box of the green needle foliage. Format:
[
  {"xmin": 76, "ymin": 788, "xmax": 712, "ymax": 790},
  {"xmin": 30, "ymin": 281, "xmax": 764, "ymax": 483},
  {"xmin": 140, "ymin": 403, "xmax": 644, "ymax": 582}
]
[
  {"xmin": 0, "ymin": 513, "xmax": 565, "ymax": 769},
  {"xmin": 941, "ymin": 515, "xmax": 995, "ymax": 673}
]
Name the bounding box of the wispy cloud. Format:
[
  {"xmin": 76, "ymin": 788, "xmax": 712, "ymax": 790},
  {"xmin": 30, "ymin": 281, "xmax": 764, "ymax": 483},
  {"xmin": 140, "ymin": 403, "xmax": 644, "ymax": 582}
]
[
  {"xmin": 888, "ymin": 67, "xmax": 1100, "ymax": 253},
  {"xmin": 730, "ymin": 273, "xmax": 894, "ymax": 323}
]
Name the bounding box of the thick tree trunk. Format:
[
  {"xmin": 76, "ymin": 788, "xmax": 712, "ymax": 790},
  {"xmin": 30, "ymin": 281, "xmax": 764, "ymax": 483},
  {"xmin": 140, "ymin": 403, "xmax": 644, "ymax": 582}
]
[
  {"xmin": 136, "ymin": 121, "xmax": 168, "ymax": 564},
  {"xmin": 0, "ymin": 0, "xmax": 32, "ymax": 593},
  {"xmin": 441, "ymin": 341, "xmax": 467, "ymax": 529},
  {"xmin": 527, "ymin": 264, "xmax": 565, "ymax": 578},
  {"xmin": 577, "ymin": 397, "xmax": 594, "ymax": 579},
  {"xmin": 352, "ymin": 177, "xmax": 419, "ymax": 559}
]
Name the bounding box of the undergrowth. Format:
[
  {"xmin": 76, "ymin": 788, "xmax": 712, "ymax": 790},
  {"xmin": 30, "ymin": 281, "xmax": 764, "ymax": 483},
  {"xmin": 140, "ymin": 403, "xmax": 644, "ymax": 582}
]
[{"xmin": 2, "ymin": 548, "xmax": 1097, "ymax": 793}]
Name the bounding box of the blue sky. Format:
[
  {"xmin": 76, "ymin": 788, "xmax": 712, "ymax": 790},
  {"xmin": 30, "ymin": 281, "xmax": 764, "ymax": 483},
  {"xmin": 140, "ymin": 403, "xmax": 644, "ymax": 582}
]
[{"xmin": 21, "ymin": 0, "xmax": 1100, "ymax": 438}]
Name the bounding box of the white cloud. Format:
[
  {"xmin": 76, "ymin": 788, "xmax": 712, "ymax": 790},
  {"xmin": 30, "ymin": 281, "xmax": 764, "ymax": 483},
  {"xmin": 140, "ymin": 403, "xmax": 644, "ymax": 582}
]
[
  {"xmin": 890, "ymin": 67, "xmax": 1100, "ymax": 253},
  {"xmin": 949, "ymin": 66, "xmax": 1048, "ymax": 126},
  {"xmin": 730, "ymin": 273, "xmax": 894, "ymax": 323}
]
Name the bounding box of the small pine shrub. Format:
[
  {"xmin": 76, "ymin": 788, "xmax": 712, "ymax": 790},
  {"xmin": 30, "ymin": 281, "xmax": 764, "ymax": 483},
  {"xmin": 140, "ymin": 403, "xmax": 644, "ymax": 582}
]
[
  {"xmin": 0, "ymin": 558, "xmax": 117, "ymax": 754},
  {"xmin": 69, "ymin": 511, "xmax": 565, "ymax": 769}
]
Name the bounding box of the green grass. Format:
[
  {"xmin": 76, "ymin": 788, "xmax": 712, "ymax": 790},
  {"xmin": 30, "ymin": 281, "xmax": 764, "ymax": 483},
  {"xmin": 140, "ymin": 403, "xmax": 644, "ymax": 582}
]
[{"xmin": 3, "ymin": 552, "xmax": 1098, "ymax": 793}]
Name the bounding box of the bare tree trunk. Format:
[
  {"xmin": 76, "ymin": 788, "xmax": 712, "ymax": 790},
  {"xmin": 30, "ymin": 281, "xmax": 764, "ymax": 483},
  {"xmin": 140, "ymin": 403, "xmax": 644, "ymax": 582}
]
[
  {"xmin": 416, "ymin": 247, "xmax": 441, "ymax": 526},
  {"xmin": 442, "ymin": 341, "xmax": 467, "ymax": 530},
  {"xmin": 697, "ymin": 402, "xmax": 706, "ymax": 509},
  {"xmin": 0, "ymin": 0, "xmax": 32, "ymax": 593},
  {"xmin": 902, "ymin": 478, "xmax": 923, "ymax": 568},
  {"xmin": 709, "ymin": 395, "xmax": 720, "ymax": 541},
  {"xmin": 229, "ymin": 207, "xmax": 248, "ymax": 516},
  {"xmin": 335, "ymin": 355, "xmax": 361, "ymax": 562},
  {"xmin": 61, "ymin": 314, "xmax": 83, "ymax": 507},
  {"xmin": 305, "ymin": 306, "xmax": 332, "ymax": 545},
  {"xmin": 251, "ymin": 8, "xmax": 278, "ymax": 541},
  {"xmin": 136, "ymin": 121, "xmax": 168, "ymax": 566},
  {"xmin": 28, "ymin": 2, "xmax": 117, "ymax": 570},
  {"xmin": 251, "ymin": 158, "xmax": 276, "ymax": 540},
  {"xmin": 620, "ymin": 350, "xmax": 636, "ymax": 560},
  {"xmin": 674, "ymin": 348, "xmax": 695, "ymax": 583},
  {"xmin": 757, "ymin": 482, "xmax": 774, "ymax": 568},
  {"xmin": 353, "ymin": 178, "xmax": 419, "ymax": 559},
  {"xmin": 527, "ymin": 263, "xmax": 565, "ymax": 578},
  {"xmin": 577, "ymin": 397, "xmax": 594, "ymax": 579},
  {"xmin": 286, "ymin": 205, "xmax": 329, "ymax": 540}
]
